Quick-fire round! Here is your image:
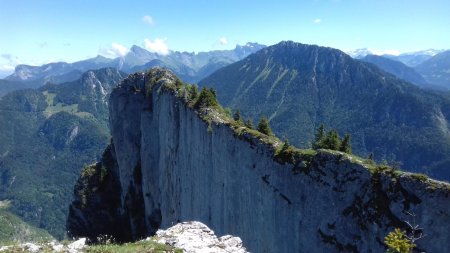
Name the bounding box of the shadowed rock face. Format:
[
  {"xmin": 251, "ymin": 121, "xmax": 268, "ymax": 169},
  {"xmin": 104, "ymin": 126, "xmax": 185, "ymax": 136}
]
[{"xmin": 67, "ymin": 68, "xmax": 450, "ymax": 253}]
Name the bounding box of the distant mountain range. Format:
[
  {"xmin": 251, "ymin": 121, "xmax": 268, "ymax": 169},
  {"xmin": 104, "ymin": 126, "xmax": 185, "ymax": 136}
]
[
  {"xmin": 415, "ymin": 50, "xmax": 450, "ymax": 90},
  {"xmin": 348, "ymin": 49, "xmax": 450, "ymax": 90},
  {"xmin": 385, "ymin": 49, "xmax": 446, "ymax": 67},
  {"xmin": 201, "ymin": 41, "xmax": 450, "ymax": 181},
  {"xmin": 347, "ymin": 48, "xmax": 445, "ymax": 66},
  {"xmin": 360, "ymin": 54, "xmax": 429, "ymax": 88},
  {"xmin": 3, "ymin": 43, "xmax": 448, "ymax": 98},
  {"xmin": 1, "ymin": 41, "xmax": 450, "ymax": 238},
  {"xmin": 0, "ymin": 68, "xmax": 125, "ymax": 237},
  {"xmin": 0, "ymin": 43, "xmax": 265, "ymax": 97}
]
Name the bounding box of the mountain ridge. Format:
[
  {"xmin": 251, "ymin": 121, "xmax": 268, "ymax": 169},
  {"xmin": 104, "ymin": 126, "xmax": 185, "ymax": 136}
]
[
  {"xmin": 0, "ymin": 68, "xmax": 125, "ymax": 237},
  {"xmin": 347, "ymin": 48, "xmax": 446, "ymax": 66},
  {"xmin": 3, "ymin": 43, "xmax": 266, "ymax": 85},
  {"xmin": 415, "ymin": 50, "xmax": 450, "ymax": 89},
  {"xmin": 200, "ymin": 41, "xmax": 450, "ymax": 181},
  {"xmin": 67, "ymin": 68, "xmax": 450, "ymax": 253},
  {"xmin": 360, "ymin": 54, "xmax": 429, "ymax": 87}
]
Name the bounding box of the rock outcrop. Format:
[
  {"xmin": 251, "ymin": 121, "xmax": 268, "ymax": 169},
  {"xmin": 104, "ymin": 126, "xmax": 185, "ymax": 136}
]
[
  {"xmin": 155, "ymin": 221, "xmax": 248, "ymax": 253},
  {"xmin": 67, "ymin": 68, "xmax": 450, "ymax": 253}
]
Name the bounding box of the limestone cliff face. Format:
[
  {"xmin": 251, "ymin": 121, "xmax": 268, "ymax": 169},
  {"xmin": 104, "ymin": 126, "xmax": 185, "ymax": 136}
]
[{"xmin": 67, "ymin": 68, "xmax": 450, "ymax": 252}]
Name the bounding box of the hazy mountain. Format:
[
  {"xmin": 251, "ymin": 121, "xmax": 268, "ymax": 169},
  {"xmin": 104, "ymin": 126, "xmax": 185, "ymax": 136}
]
[
  {"xmin": 1, "ymin": 43, "xmax": 265, "ymax": 97},
  {"xmin": 415, "ymin": 50, "xmax": 450, "ymax": 89},
  {"xmin": 129, "ymin": 42, "xmax": 266, "ymax": 82},
  {"xmin": 0, "ymin": 68, "xmax": 125, "ymax": 237},
  {"xmin": 121, "ymin": 45, "xmax": 158, "ymax": 67},
  {"xmin": 0, "ymin": 79, "xmax": 41, "ymax": 97},
  {"xmin": 5, "ymin": 55, "xmax": 117, "ymax": 82},
  {"xmin": 346, "ymin": 48, "xmax": 377, "ymax": 59},
  {"xmin": 0, "ymin": 202, "xmax": 53, "ymax": 244},
  {"xmin": 348, "ymin": 48, "xmax": 446, "ymax": 67},
  {"xmin": 0, "ymin": 56, "xmax": 120, "ymax": 97},
  {"xmin": 383, "ymin": 49, "xmax": 445, "ymax": 67},
  {"xmin": 361, "ymin": 54, "xmax": 428, "ymax": 87},
  {"xmin": 200, "ymin": 41, "xmax": 450, "ymax": 181}
]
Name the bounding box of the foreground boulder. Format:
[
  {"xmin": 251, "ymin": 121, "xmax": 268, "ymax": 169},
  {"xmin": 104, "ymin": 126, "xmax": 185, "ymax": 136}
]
[{"xmin": 155, "ymin": 221, "xmax": 248, "ymax": 253}]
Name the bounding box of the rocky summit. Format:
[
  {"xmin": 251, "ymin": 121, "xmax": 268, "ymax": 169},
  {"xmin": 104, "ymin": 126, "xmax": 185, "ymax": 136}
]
[{"xmin": 67, "ymin": 68, "xmax": 450, "ymax": 253}]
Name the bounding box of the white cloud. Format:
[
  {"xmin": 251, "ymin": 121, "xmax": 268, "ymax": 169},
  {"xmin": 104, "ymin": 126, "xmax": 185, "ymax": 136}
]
[
  {"xmin": 0, "ymin": 64, "xmax": 15, "ymax": 72},
  {"xmin": 111, "ymin": 43, "xmax": 129, "ymax": 56},
  {"xmin": 142, "ymin": 15, "xmax": 154, "ymax": 26},
  {"xmin": 0, "ymin": 54, "xmax": 22, "ymax": 72},
  {"xmin": 144, "ymin": 38, "xmax": 169, "ymax": 55},
  {"xmin": 313, "ymin": 18, "xmax": 321, "ymax": 24},
  {"xmin": 99, "ymin": 43, "xmax": 129, "ymax": 58},
  {"xmin": 219, "ymin": 37, "xmax": 228, "ymax": 45}
]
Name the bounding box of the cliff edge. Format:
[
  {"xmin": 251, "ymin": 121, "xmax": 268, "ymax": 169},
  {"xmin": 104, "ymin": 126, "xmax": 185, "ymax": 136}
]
[{"xmin": 67, "ymin": 68, "xmax": 450, "ymax": 253}]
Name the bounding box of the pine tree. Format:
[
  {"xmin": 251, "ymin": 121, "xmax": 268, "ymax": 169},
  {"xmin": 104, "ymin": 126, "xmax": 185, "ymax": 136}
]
[
  {"xmin": 312, "ymin": 124, "xmax": 325, "ymax": 149},
  {"xmin": 233, "ymin": 109, "xmax": 242, "ymax": 122},
  {"xmin": 280, "ymin": 139, "xmax": 290, "ymax": 153},
  {"xmin": 257, "ymin": 116, "xmax": 273, "ymax": 136},
  {"xmin": 324, "ymin": 130, "xmax": 341, "ymax": 150},
  {"xmin": 339, "ymin": 134, "xmax": 352, "ymax": 154},
  {"xmin": 194, "ymin": 87, "xmax": 218, "ymax": 109},
  {"xmin": 244, "ymin": 119, "xmax": 254, "ymax": 129},
  {"xmin": 188, "ymin": 85, "xmax": 199, "ymax": 101}
]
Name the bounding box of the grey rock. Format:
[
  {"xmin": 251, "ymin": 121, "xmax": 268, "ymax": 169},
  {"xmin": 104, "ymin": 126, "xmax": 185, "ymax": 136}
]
[
  {"xmin": 67, "ymin": 68, "xmax": 450, "ymax": 253},
  {"xmin": 155, "ymin": 221, "xmax": 248, "ymax": 253}
]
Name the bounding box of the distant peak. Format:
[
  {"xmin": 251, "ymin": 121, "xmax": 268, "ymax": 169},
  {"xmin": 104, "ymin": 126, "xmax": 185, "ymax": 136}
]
[
  {"xmin": 243, "ymin": 42, "xmax": 263, "ymax": 47},
  {"xmin": 235, "ymin": 42, "xmax": 266, "ymax": 50},
  {"xmin": 130, "ymin": 45, "xmax": 142, "ymax": 50},
  {"xmin": 94, "ymin": 55, "xmax": 108, "ymax": 60},
  {"xmin": 130, "ymin": 45, "xmax": 148, "ymax": 53}
]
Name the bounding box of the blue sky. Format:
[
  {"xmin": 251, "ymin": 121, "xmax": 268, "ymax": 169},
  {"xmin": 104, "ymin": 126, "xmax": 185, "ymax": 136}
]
[{"xmin": 0, "ymin": 0, "xmax": 449, "ymax": 76}]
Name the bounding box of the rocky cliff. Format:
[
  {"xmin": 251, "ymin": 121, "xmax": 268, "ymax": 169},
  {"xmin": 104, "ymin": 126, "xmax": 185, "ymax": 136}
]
[{"xmin": 67, "ymin": 68, "xmax": 450, "ymax": 253}]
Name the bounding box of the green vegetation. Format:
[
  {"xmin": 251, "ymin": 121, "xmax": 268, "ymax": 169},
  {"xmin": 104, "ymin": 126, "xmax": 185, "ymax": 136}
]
[
  {"xmin": 160, "ymin": 72, "xmax": 449, "ymax": 190},
  {"xmin": 0, "ymin": 202, "xmax": 53, "ymax": 245},
  {"xmin": 384, "ymin": 212, "xmax": 425, "ymax": 253},
  {"xmin": 0, "ymin": 69, "xmax": 123, "ymax": 238},
  {"xmin": 339, "ymin": 134, "xmax": 352, "ymax": 153},
  {"xmin": 244, "ymin": 119, "xmax": 254, "ymax": 129},
  {"xmin": 233, "ymin": 109, "xmax": 242, "ymax": 122},
  {"xmin": 86, "ymin": 239, "xmax": 182, "ymax": 253},
  {"xmin": 384, "ymin": 228, "xmax": 415, "ymax": 253},
  {"xmin": 312, "ymin": 124, "xmax": 352, "ymax": 154},
  {"xmin": 0, "ymin": 237, "xmax": 180, "ymax": 253},
  {"xmin": 188, "ymin": 84, "xmax": 199, "ymax": 101},
  {"xmin": 199, "ymin": 41, "xmax": 450, "ymax": 181},
  {"xmin": 43, "ymin": 91, "xmax": 94, "ymax": 119},
  {"xmin": 257, "ymin": 116, "xmax": 273, "ymax": 136},
  {"xmin": 193, "ymin": 87, "xmax": 219, "ymax": 109},
  {"xmin": 77, "ymin": 160, "xmax": 111, "ymax": 209},
  {"xmin": 409, "ymin": 173, "xmax": 429, "ymax": 182}
]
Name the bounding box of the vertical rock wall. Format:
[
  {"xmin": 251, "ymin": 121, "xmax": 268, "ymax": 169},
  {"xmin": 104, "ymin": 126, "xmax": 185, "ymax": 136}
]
[{"xmin": 68, "ymin": 69, "xmax": 450, "ymax": 252}]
